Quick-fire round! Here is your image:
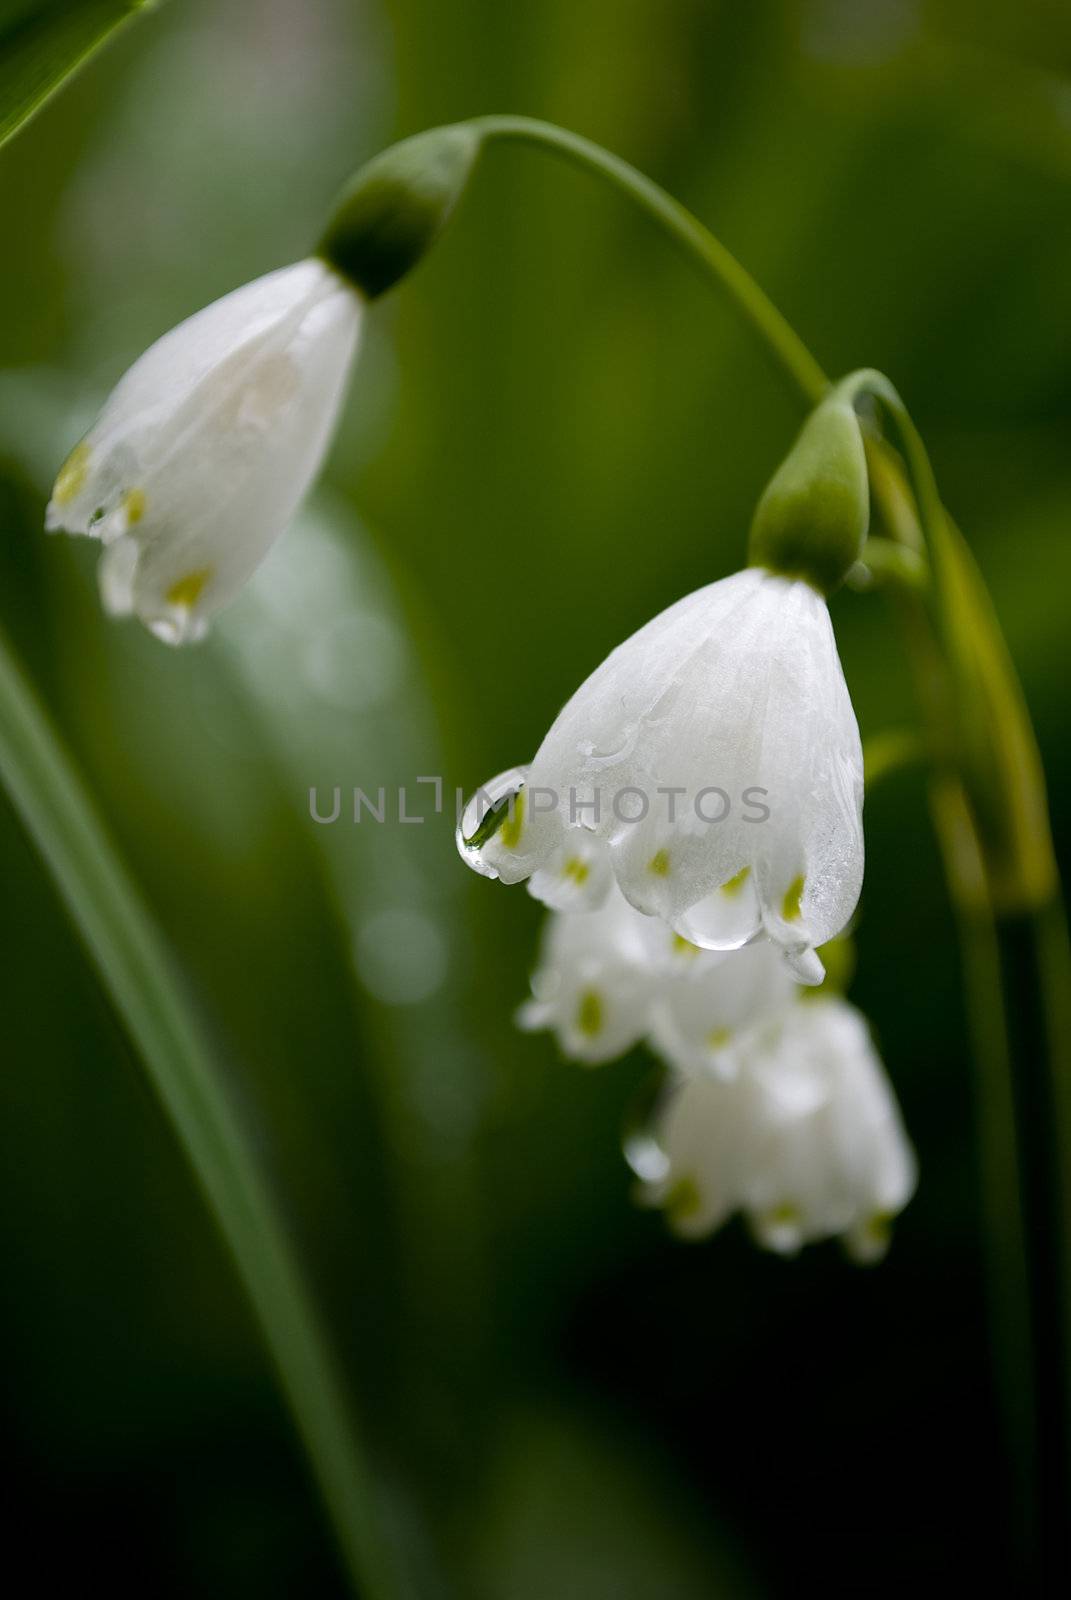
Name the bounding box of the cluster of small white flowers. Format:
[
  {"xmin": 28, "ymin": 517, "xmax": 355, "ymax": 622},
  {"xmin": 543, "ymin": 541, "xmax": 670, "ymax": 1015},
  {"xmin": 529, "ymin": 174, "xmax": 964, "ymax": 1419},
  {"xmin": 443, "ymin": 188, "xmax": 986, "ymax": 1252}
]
[
  {"xmin": 520, "ymin": 869, "xmax": 916, "ymax": 1261},
  {"xmin": 457, "ymin": 549, "xmax": 915, "ymax": 1261}
]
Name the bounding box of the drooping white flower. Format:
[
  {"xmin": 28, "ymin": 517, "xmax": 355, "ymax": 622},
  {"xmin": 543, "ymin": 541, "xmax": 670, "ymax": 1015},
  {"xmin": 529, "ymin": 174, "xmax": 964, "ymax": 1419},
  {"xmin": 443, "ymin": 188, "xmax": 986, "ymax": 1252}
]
[
  {"xmin": 639, "ymin": 997, "xmax": 916, "ymax": 1262},
  {"xmin": 648, "ymin": 935, "xmax": 798, "ymax": 1079},
  {"xmin": 458, "ymin": 567, "xmax": 863, "ymax": 983},
  {"xmin": 46, "ymin": 258, "xmax": 361, "ymax": 643},
  {"xmin": 519, "ymin": 873, "xmax": 799, "ymax": 1071},
  {"xmin": 517, "ymin": 885, "xmax": 663, "ymax": 1065}
]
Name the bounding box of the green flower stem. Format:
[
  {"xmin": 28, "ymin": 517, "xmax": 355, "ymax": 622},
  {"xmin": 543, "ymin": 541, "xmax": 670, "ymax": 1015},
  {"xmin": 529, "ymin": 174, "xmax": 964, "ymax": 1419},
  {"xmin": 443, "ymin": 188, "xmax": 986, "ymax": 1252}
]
[
  {"xmin": 469, "ymin": 115, "xmax": 830, "ymax": 408},
  {"xmin": 451, "ymin": 118, "xmax": 1067, "ymax": 1575},
  {"xmin": 0, "ymin": 627, "xmax": 400, "ymax": 1600}
]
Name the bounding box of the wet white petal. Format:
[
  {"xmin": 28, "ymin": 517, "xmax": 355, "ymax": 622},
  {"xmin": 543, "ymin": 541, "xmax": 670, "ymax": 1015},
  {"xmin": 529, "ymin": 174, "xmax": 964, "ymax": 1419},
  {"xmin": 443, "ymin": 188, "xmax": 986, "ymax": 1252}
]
[
  {"xmin": 47, "ymin": 257, "xmax": 362, "ymax": 642},
  {"xmin": 643, "ymin": 997, "xmax": 916, "ymax": 1258},
  {"xmin": 521, "ymin": 877, "xmax": 802, "ymax": 1070},
  {"xmin": 528, "ymin": 827, "xmax": 614, "ymax": 913},
  {"xmin": 649, "ymin": 937, "xmax": 798, "ymax": 1079},
  {"xmin": 517, "ymin": 887, "xmax": 664, "ymax": 1065},
  {"xmin": 459, "ymin": 568, "xmax": 864, "ymax": 976}
]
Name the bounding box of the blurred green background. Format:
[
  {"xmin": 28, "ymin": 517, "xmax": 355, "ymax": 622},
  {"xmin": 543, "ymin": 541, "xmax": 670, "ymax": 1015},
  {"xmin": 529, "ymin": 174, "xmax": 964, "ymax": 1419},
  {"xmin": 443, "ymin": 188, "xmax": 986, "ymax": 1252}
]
[{"xmin": 2, "ymin": 0, "xmax": 1070, "ymax": 1593}]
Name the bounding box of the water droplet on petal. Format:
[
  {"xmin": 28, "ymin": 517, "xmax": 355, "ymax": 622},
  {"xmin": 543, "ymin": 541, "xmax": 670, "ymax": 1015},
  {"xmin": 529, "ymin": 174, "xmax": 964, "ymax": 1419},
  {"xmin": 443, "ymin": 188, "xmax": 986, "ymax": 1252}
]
[{"xmin": 455, "ymin": 764, "xmax": 528, "ymax": 879}]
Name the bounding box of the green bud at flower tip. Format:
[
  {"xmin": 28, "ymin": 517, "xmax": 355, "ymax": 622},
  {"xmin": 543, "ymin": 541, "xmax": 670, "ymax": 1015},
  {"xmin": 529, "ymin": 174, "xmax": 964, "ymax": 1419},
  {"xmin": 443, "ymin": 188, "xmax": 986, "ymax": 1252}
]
[
  {"xmin": 748, "ymin": 396, "xmax": 869, "ymax": 596},
  {"xmin": 318, "ymin": 124, "xmax": 482, "ymax": 298}
]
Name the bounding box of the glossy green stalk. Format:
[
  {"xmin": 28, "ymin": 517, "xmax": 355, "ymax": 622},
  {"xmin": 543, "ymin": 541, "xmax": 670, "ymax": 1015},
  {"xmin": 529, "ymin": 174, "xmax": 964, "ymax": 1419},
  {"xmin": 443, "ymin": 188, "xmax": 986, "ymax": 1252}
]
[
  {"xmin": 0, "ymin": 626, "xmax": 401, "ymax": 1600},
  {"xmin": 470, "ymin": 115, "xmax": 831, "ymax": 408}
]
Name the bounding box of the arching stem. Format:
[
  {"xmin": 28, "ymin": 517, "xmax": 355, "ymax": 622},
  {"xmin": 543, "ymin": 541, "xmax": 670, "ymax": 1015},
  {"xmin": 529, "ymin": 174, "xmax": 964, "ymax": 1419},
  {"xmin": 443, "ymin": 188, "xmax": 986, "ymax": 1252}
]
[{"xmin": 470, "ymin": 115, "xmax": 830, "ymax": 408}]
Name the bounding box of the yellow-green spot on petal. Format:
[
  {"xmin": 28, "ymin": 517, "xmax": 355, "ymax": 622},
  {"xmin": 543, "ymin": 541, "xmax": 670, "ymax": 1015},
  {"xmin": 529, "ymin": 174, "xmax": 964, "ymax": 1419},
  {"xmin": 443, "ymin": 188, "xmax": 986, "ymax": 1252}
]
[
  {"xmin": 665, "ymin": 1175, "xmax": 702, "ymax": 1228},
  {"xmin": 706, "ymin": 1026, "xmax": 732, "ymax": 1051},
  {"xmin": 648, "ymin": 848, "xmax": 671, "ymax": 877},
  {"xmin": 53, "ymin": 442, "xmax": 90, "ymax": 507},
  {"xmin": 576, "ymin": 987, "xmax": 603, "ymax": 1038},
  {"xmin": 166, "ymin": 568, "xmax": 213, "ymax": 609},
  {"xmin": 123, "ymin": 488, "xmax": 147, "ymax": 525},
  {"xmin": 562, "ymin": 856, "xmax": 589, "ymax": 886},
  {"xmin": 720, "ymin": 865, "xmax": 751, "ymax": 897},
  {"xmin": 862, "ymin": 1212, "xmax": 892, "ymax": 1248},
  {"xmin": 499, "ymin": 788, "xmax": 525, "ymax": 851},
  {"xmin": 672, "ymin": 934, "xmax": 700, "ymax": 958},
  {"xmin": 781, "ymin": 873, "xmax": 805, "ymax": 922}
]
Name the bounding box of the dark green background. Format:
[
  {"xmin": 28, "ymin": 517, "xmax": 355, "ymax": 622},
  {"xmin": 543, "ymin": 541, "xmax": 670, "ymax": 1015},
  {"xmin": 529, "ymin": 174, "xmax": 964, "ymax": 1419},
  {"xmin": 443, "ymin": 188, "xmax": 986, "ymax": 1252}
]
[{"xmin": 1, "ymin": 0, "xmax": 1069, "ymax": 1593}]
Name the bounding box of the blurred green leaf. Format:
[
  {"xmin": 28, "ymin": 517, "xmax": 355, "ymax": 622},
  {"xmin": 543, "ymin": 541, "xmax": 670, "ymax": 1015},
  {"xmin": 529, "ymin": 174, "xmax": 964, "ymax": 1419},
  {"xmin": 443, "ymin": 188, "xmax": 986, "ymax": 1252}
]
[
  {"xmin": 933, "ymin": 514, "xmax": 1058, "ymax": 915},
  {"xmin": 469, "ymin": 1405, "xmax": 755, "ymax": 1600},
  {"xmin": 0, "ymin": 618, "xmax": 397, "ymax": 1599},
  {"xmin": 0, "ymin": 0, "xmax": 150, "ymax": 149}
]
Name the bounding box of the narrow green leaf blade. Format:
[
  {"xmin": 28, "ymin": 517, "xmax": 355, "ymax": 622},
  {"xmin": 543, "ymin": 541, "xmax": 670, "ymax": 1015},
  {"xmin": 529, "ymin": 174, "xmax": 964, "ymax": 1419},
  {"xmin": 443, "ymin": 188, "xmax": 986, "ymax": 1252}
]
[
  {"xmin": 0, "ymin": 621, "xmax": 400, "ymax": 1600},
  {"xmin": 0, "ymin": 0, "xmax": 151, "ymax": 150}
]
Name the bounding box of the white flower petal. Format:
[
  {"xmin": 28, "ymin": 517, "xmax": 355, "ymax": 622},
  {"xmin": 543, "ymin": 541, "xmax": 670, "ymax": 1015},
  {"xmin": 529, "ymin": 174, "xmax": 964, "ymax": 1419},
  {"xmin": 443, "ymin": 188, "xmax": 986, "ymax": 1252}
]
[
  {"xmin": 47, "ymin": 258, "xmax": 361, "ymax": 641},
  {"xmin": 642, "ymin": 997, "xmax": 916, "ymax": 1258},
  {"xmin": 517, "ymin": 887, "xmax": 666, "ymax": 1066},
  {"xmin": 528, "ymin": 828, "xmax": 614, "ymax": 913},
  {"xmin": 459, "ymin": 568, "xmax": 864, "ymax": 975},
  {"xmin": 649, "ymin": 939, "xmax": 797, "ymax": 1079}
]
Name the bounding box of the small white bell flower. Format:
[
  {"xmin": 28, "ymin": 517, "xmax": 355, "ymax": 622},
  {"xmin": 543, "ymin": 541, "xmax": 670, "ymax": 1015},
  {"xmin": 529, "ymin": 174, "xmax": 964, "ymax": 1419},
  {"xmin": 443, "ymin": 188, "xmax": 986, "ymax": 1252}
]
[
  {"xmin": 519, "ymin": 873, "xmax": 800, "ymax": 1070},
  {"xmin": 517, "ymin": 884, "xmax": 664, "ymax": 1065},
  {"xmin": 46, "ymin": 258, "xmax": 362, "ymax": 643},
  {"xmin": 459, "ymin": 566, "xmax": 863, "ymax": 983},
  {"xmin": 648, "ymin": 934, "xmax": 798, "ymax": 1080},
  {"xmin": 641, "ymin": 997, "xmax": 916, "ymax": 1261}
]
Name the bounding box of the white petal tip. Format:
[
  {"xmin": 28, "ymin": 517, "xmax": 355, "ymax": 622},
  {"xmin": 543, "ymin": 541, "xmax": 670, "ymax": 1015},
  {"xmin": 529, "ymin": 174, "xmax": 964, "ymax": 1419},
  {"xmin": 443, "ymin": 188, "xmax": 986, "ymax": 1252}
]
[
  {"xmin": 785, "ymin": 946, "xmax": 825, "ymax": 986},
  {"xmin": 515, "ymin": 999, "xmax": 548, "ymax": 1033},
  {"xmin": 97, "ymin": 536, "xmax": 139, "ymax": 617},
  {"xmin": 751, "ymin": 1211, "xmax": 806, "ymax": 1255},
  {"xmin": 147, "ymin": 610, "xmax": 210, "ymax": 647}
]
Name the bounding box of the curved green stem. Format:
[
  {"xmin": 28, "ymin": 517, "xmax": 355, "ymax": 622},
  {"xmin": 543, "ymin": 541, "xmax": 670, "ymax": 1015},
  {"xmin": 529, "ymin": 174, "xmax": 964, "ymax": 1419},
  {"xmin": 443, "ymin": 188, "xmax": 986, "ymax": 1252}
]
[
  {"xmin": 0, "ymin": 627, "xmax": 400, "ymax": 1600},
  {"xmin": 470, "ymin": 115, "xmax": 830, "ymax": 408}
]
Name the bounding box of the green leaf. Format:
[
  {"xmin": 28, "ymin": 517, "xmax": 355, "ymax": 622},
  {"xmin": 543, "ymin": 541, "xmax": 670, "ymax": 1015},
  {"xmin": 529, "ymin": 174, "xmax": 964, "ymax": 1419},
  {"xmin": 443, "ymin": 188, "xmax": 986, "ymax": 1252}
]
[
  {"xmin": 0, "ymin": 0, "xmax": 151, "ymax": 150},
  {"xmin": 0, "ymin": 619, "xmax": 401, "ymax": 1600}
]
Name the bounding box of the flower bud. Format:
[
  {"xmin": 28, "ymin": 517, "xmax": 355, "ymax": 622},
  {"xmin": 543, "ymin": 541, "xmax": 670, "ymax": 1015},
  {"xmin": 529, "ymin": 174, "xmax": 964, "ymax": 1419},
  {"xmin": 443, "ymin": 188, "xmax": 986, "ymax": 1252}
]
[
  {"xmin": 318, "ymin": 124, "xmax": 481, "ymax": 299},
  {"xmin": 748, "ymin": 396, "xmax": 869, "ymax": 596}
]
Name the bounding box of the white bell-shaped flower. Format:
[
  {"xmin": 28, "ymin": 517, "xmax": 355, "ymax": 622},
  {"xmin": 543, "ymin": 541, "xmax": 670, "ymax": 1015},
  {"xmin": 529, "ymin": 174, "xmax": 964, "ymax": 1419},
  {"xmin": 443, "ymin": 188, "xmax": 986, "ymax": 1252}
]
[
  {"xmin": 46, "ymin": 258, "xmax": 361, "ymax": 643},
  {"xmin": 519, "ymin": 873, "xmax": 801, "ymax": 1070},
  {"xmin": 648, "ymin": 935, "xmax": 798, "ymax": 1079},
  {"xmin": 458, "ymin": 567, "xmax": 863, "ymax": 983},
  {"xmin": 517, "ymin": 885, "xmax": 665, "ymax": 1065},
  {"xmin": 641, "ymin": 997, "xmax": 916, "ymax": 1261}
]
